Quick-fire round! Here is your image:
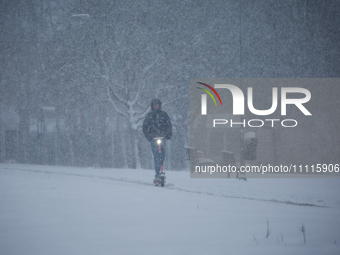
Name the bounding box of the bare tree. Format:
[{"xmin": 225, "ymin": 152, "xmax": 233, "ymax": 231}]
[{"xmin": 94, "ymin": 20, "xmax": 179, "ymax": 168}]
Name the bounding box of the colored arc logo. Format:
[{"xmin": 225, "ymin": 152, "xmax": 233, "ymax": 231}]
[{"xmin": 196, "ymin": 82, "xmax": 223, "ymax": 106}]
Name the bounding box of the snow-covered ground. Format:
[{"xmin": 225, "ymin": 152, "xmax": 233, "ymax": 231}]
[{"xmin": 1, "ymin": 164, "xmax": 340, "ymax": 255}]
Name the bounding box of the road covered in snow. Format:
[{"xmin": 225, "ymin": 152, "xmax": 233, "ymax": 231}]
[{"xmin": 1, "ymin": 163, "xmax": 340, "ymax": 255}]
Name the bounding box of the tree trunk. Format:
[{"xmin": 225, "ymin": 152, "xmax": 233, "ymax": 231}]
[{"xmin": 134, "ymin": 130, "xmax": 141, "ymax": 169}]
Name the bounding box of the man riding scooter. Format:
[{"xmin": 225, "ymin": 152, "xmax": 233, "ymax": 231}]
[{"xmin": 142, "ymin": 98, "xmax": 172, "ymax": 185}]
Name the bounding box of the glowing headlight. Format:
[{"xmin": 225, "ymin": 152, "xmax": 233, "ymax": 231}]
[{"xmin": 157, "ymin": 139, "xmax": 162, "ymax": 145}]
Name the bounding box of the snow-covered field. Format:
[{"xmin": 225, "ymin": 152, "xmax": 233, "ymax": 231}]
[{"xmin": 1, "ymin": 164, "xmax": 340, "ymax": 255}]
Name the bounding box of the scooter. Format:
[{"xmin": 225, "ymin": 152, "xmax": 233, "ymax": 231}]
[{"xmin": 154, "ymin": 137, "xmax": 166, "ymax": 187}]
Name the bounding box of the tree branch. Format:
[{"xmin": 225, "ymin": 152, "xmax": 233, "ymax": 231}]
[{"xmin": 106, "ymin": 86, "xmax": 128, "ymax": 118}]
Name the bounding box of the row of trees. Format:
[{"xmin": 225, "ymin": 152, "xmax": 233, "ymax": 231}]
[
  {"xmin": 0, "ymin": 0, "xmax": 193, "ymax": 168},
  {"xmin": 0, "ymin": 0, "xmax": 339, "ymax": 167}
]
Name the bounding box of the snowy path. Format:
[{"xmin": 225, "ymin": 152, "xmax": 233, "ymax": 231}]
[{"xmin": 1, "ymin": 164, "xmax": 340, "ymax": 255}]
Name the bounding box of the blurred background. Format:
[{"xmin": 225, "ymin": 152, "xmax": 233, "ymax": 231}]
[{"xmin": 0, "ymin": 0, "xmax": 339, "ymax": 169}]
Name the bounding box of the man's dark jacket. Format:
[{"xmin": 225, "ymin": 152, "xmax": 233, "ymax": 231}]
[{"xmin": 143, "ymin": 99, "xmax": 172, "ymax": 142}]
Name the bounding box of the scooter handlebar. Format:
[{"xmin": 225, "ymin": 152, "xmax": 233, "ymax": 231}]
[{"xmin": 154, "ymin": 137, "xmax": 164, "ymax": 145}]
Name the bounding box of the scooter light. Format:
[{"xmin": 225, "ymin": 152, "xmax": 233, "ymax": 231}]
[{"xmin": 157, "ymin": 139, "xmax": 162, "ymax": 145}]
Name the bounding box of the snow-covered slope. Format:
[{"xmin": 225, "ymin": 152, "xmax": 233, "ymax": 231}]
[{"xmin": 1, "ymin": 164, "xmax": 340, "ymax": 255}]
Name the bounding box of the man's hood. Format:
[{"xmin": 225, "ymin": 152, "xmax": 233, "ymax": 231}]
[{"xmin": 151, "ymin": 98, "xmax": 162, "ymax": 111}]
